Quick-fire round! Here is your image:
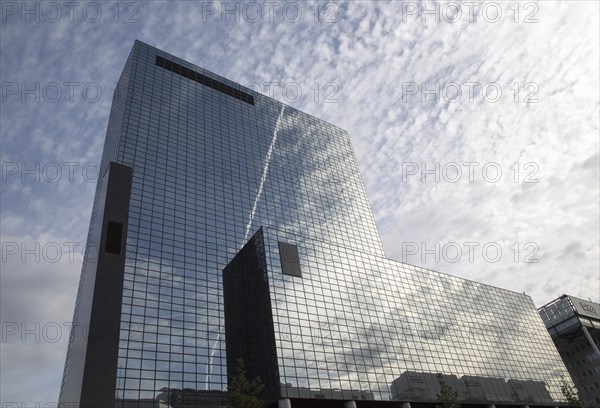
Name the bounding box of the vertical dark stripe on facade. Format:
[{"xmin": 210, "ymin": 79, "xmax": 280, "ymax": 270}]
[
  {"xmin": 223, "ymin": 228, "xmax": 280, "ymax": 406},
  {"xmin": 61, "ymin": 162, "xmax": 133, "ymax": 408}
]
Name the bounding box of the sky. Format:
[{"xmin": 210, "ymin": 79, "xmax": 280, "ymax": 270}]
[{"xmin": 1, "ymin": 0, "xmax": 599, "ymax": 404}]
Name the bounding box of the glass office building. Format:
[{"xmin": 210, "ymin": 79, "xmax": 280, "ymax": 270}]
[
  {"xmin": 59, "ymin": 40, "xmax": 572, "ymax": 408},
  {"xmin": 538, "ymin": 295, "xmax": 600, "ymax": 407}
]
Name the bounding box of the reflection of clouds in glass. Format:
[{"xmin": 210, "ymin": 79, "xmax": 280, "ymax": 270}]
[
  {"xmin": 119, "ymin": 253, "xmax": 223, "ymax": 394},
  {"xmin": 244, "ymin": 104, "xmax": 286, "ymax": 243},
  {"xmin": 101, "ymin": 42, "xmax": 399, "ymax": 403},
  {"xmin": 264, "ymin": 228, "xmax": 568, "ymax": 401},
  {"xmin": 259, "ymin": 109, "xmax": 384, "ymax": 256}
]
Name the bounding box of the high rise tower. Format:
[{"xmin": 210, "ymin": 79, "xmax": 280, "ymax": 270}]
[
  {"xmin": 59, "ymin": 40, "xmax": 384, "ymax": 407},
  {"xmin": 60, "ymin": 40, "xmax": 574, "ymax": 408}
]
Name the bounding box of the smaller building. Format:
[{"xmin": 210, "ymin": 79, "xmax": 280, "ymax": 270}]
[
  {"xmin": 538, "ymin": 295, "xmax": 600, "ymax": 407},
  {"xmin": 391, "ymin": 372, "xmax": 553, "ymax": 404},
  {"xmin": 223, "ymin": 227, "xmax": 573, "ymax": 408}
]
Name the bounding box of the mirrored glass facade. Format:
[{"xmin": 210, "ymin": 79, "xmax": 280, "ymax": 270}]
[
  {"xmin": 61, "ymin": 40, "xmax": 572, "ymax": 408},
  {"xmin": 224, "ymin": 227, "xmax": 573, "ymax": 406},
  {"xmin": 60, "ymin": 40, "xmax": 384, "ymax": 408}
]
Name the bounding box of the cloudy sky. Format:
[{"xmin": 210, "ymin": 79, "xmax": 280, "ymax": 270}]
[{"xmin": 1, "ymin": 0, "xmax": 598, "ymax": 404}]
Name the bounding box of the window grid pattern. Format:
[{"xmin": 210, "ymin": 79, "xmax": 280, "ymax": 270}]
[
  {"xmin": 538, "ymin": 296, "xmax": 578, "ymax": 328},
  {"xmin": 112, "ymin": 41, "xmax": 384, "ymax": 405},
  {"xmin": 262, "ymin": 227, "xmax": 571, "ymax": 402}
]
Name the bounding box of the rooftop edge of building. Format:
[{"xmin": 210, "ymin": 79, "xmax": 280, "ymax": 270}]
[{"xmin": 131, "ymin": 39, "xmax": 351, "ymax": 134}]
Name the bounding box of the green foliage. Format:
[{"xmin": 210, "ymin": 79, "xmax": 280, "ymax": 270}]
[
  {"xmin": 435, "ymin": 373, "xmax": 462, "ymax": 408},
  {"xmin": 227, "ymin": 358, "xmax": 265, "ymax": 408},
  {"xmin": 560, "ymin": 376, "xmax": 583, "ymax": 408}
]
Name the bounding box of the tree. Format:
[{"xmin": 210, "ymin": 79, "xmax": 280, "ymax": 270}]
[
  {"xmin": 227, "ymin": 358, "xmax": 265, "ymax": 408},
  {"xmin": 560, "ymin": 376, "xmax": 583, "ymax": 408},
  {"xmin": 435, "ymin": 373, "xmax": 461, "ymax": 408}
]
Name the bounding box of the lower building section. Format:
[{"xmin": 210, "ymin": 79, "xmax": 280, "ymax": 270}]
[
  {"xmin": 224, "ymin": 227, "xmax": 575, "ymax": 407},
  {"xmin": 391, "ymin": 372, "xmax": 553, "ymax": 404},
  {"xmin": 274, "ymin": 400, "xmax": 559, "ymax": 408},
  {"xmin": 116, "ymin": 389, "xmax": 227, "ymax": 407}
]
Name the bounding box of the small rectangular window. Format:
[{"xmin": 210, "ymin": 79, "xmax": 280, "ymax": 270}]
[
  {"xmin": 105, "ymin": 221, "xmax": 123, "ymax": 254},
  {"xmin": 278, "ymin": 241, "xmax": 302, "ymax": 278}
]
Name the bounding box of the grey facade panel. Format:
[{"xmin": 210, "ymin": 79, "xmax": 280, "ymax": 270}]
[{"xmin": 278, "ymin": 241, "xmax": 302, "ymax": 278}]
